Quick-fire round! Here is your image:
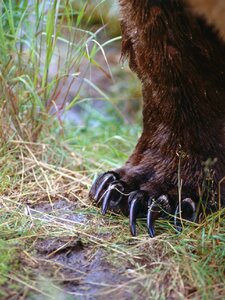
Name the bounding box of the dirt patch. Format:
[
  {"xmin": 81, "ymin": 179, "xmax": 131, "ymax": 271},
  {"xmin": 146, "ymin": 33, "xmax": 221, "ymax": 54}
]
[
  {"xmin": 35, "ymin": 238, "xmax": 131, "ymax": 299},
  {"xmin": 29, "ymin": 200, "xmax": 135, "ymax": 300},
  {"xmin": 31, "ymin": 199, "xmax": 88, "ymax": 224}
]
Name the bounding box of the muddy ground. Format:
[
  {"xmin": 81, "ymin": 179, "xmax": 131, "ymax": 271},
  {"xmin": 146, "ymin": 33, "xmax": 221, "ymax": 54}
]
[
  {"xmin": 26, "ymin": 44, "xmax": 142, "ymax": 298},
  {"xmin": 28, "ymin": 200, "xmax": 141, "ymax": 300}
]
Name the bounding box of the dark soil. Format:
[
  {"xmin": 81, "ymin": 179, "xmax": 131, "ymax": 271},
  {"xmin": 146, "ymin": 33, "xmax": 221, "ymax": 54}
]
[{"xmin": 29, "ymin": 200, "xmax": 136, "ymax": 300}]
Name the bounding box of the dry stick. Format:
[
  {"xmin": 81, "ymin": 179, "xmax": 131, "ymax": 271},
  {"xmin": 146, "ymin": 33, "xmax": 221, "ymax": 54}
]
[
  {"xmin": 23, "ymin": 250, "xmax": 39, "ymax": 264},
  {"xmin": 7, "ymin": 274, "xmax": 53, "ymax": 299},
  {"xmin": 9, "ymin": 140, "xmax": 47, "ymax": 146},
  {"xmin": 24, "ymin": 144, "xmax": 53, "ymax": 191},
  {"xmin": 1, "ymin": 77, "xmax": 24, "ymax": 138},
  {"xmin": 25, "ymin": 206, "xmax": 138, "ymax": 258},
  {"xmin": 10, "ymin": 140, "xmax": 91, "ymax": 186},
  {"xmin": 217, "ymin": 175, "xmax": 225, "ymax": 226},
  {"xmin": 46, "ymin": 240, "xmax": 72, "ymax": 258},
  {"xmin": 19, "ymin": 148, "xmax": 25, "ymax": 194},
  {"xmin": 37, "ymin": 257, "xmax": 86, "ymax": 275},
  {"xmin": 70, "ymin": 191, "xmax": 91, "ymax": 207},
  {"xmin": 24, "ymin": 157, "xmax": 90, "ymax": 185},
  {"xmin": 10, "ymin": 139, "xmax": 104, "ymax": 171},
  {"xmin": 31, "ymin": 167, "xmax": 46, "ymax": 191},
  {"xmin": 19, "ymin": 139, "xmax": 57, "ymax": 206},
  {"xmin": 177, "ymin": 149, "xmax": 184, "ymax": 229}
]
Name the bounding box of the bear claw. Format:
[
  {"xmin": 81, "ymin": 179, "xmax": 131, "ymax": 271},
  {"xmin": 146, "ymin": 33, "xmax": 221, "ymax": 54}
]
[
  {"xmin": 174, "ymin": 198, "xmax": 197, "ymax": 232},
  {"xmin": 90, "ymin": 172, "xmax": 198, "ymax": 237},
  {"xmin": 101, "ymin": 180, "xmax": 126, "ymax": 215},
  {"xmin": 128, "ymin": 190, "xmax": 149, "ymax": 236},
  {"xmin": 147, "ymin": 195, "xmax": 172, "ymax": 237}
]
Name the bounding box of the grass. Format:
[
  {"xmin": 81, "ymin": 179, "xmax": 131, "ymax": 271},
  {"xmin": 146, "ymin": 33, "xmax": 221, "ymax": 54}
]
[
  {"xmin": 0, "ymin": 140, "xmax": 224, "ymax": 299},
  {"xmin": 0, "ymin": 0, "xmax": 127, "ymax": 141},
  {"xmin": 0, "ymin": 0, "xmax": 224, "ymax": 299}
]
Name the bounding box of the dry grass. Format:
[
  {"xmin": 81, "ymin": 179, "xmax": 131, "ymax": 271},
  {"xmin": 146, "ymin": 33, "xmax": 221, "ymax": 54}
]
[{"xmin": 0, "ymin": 138, "xmax": 224, "ymax": 300}]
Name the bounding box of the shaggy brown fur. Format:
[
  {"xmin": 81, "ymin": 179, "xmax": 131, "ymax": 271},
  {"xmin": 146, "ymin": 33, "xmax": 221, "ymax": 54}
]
[
  {"xmin": 118, "ymin": 0, "xmax": 225, "ymax": 201},
  {"xmin": 90, "ymin": 0, "xmax": 225, "ymax": 235}
]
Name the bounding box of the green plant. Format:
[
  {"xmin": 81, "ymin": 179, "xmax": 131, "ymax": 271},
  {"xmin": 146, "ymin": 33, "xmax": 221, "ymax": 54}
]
[{"xmin": 0, "ymin": 0, "xmax": 120, "ymax": 142}]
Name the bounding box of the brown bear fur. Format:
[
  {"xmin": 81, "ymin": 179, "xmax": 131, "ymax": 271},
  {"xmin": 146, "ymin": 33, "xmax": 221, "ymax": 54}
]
[
  {"xmin": 90, "ymin": 0, "xmax": 225, "ymax": 221},
  {"xmin": 117, "ymin": 0, "xmax": 225, "ymax": 207}
]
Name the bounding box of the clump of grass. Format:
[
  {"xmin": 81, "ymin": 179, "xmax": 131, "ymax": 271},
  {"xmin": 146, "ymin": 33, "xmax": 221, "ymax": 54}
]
[
  {"xmin": 0, "ymin": 138, "xmax": 89, "ymax": 297},
  {"xmin": 3, "ymin": 134, "xmax": 220, "ymax": 296},
  {"xmin": 0, "ymin": 0, "xmax": 120, "ymax": 143},
  {"xmin": 72, "ymin": 0, "xmax": 121, "ymax": 37},
  {"xmin": 0, "ymin": 137, "xmax": 224, "ymax": 299}
]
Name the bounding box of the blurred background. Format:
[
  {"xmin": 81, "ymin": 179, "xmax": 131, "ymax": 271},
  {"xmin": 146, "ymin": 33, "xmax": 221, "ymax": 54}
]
[{"xmin": 0, "ymin": 0, "xmax": 142, "ymax": 170}]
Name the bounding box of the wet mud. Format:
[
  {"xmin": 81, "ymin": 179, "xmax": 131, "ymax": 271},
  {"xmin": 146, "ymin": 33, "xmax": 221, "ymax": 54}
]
[{"xmin": 30, "ymin": 200, "xmax": 135, "ymax": 300}]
